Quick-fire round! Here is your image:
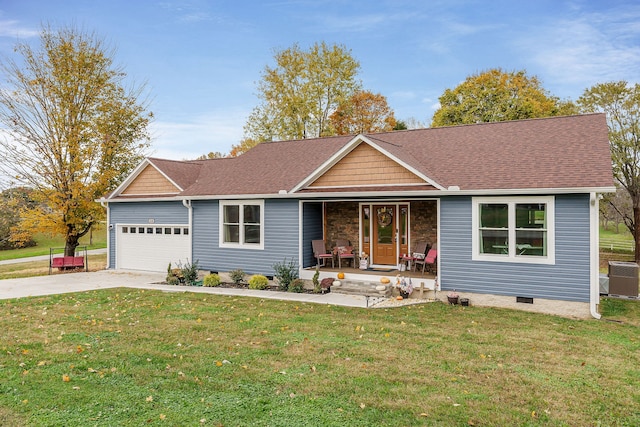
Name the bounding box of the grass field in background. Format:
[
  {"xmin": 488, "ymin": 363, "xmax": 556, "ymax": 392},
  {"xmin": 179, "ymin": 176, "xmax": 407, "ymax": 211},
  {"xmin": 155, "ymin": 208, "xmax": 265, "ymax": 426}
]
[
  {"xmin": 0, "ymin": 224, "xmax": 106, "ymax": 262},
  {"xmin": 0, "ymin": 288, "xmax": 638, "ymax": 426}
]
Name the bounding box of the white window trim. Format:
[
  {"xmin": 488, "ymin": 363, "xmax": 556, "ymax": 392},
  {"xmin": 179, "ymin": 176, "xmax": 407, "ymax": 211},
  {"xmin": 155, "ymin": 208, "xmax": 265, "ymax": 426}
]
[
  {"xmin": 472, "ymin": 196, "xmax": 555, "ymax": 265},
  {"xmin": 219, "ymin": 200, "xmax": 265, "ymax": 250}
]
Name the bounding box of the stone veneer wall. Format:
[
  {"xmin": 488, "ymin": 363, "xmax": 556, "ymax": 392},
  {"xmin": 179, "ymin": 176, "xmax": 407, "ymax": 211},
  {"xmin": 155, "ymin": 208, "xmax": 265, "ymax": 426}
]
[
  {"xmin": 323, "ymin": 200, "xmax": 438, "ymax": 253},
  {"xmin": 325, "ymin": 202, "xmax": 360, "ymax": 250},
  {"xmin": 409, "ymin": 200, "xmax": 438, "ymax": 250}
]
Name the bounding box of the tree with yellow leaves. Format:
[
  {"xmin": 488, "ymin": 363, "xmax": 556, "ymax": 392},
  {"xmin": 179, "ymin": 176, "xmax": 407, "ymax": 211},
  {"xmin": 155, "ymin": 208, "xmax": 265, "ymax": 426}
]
[
  {"xmin": 0, "ymin": 26, "xmax": 152, "ymax": 256},
  {"xmin": 431, "ymin": 68, "xmax": 576, "ymax": 127},
  {"xmin": 244, "ymin": 41, "xmax": 361, "ymax": 142}
]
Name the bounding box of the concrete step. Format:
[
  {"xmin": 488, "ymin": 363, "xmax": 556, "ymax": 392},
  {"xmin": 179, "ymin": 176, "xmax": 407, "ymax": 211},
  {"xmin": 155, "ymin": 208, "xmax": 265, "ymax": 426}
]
[{"xmin": 331, "ymin": 280, "xmax": 393, "ymax": 297}]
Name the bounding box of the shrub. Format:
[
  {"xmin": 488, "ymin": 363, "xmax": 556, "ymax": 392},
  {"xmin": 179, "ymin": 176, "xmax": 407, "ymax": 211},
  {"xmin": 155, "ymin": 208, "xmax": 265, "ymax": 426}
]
[
  {"xmin": 166, "ymin": 275, "xmax": 180, "ymax": 286},
  {"xmin": 180, "ymin": 260, "xmax": 200, "ymax": 286},
  {"xmin": 248, "ymin": 274, "xmax": 269, "ymax": 290},
  {"xmin": 229, "ymin": 269, "xmax": 246, "ymax": 285},
  {"xmin": 203, "ymin": 273, "xmax": 221, "ymax": 287},
  {"xmin": 312, "ymin": 267, "xmax": 321, "ymax": 293},
  {"xmin": 289, "ymin": 278, "xmax": 306, "ymax": 293},
  {"xmin": 272, "ymin": 258, "xmax": 298, "ymax": 291}
]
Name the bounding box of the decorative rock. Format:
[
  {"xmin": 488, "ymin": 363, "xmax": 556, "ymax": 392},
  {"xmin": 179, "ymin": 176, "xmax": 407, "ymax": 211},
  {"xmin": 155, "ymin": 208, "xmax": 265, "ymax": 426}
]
[
  {"xmin": 332, "ymin": 280, "xmax": 342, "ymax": 287},
  {"xmin": 380, "ymin": 277, "xmax": 390, "ymax": 284},
  {"xmin": 375, "ymin": 285, "xmax": 386, "ymax": 291}
]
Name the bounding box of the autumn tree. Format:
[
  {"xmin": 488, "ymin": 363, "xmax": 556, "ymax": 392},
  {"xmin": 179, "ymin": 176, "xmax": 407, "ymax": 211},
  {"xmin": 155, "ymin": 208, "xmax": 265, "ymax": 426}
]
[
  {"xmin": 0, "ymin": 187, "xmax": 37, "ymax": 250},
  {"xmin": 0, "ymin": 26, "xmax": 152, "ymax": 256},
  {"xmin": 196, "ymin": 151, "xmax": 226, "ymax": 160},
  {"xmin": 244, "ymin": 41, "xmax": 361, "ymax": 141},
  {"xmin": 330, "ymin": 90, "xmax": 397, "ymax": 134},
  {"xmin": 578, "ymin": 81, "xmax": 640, "ymax": 261},
  {"xmin": 431, "ymin": 68, "xmax": 576, "ymax": 127},
  {"xmin": 229, "ymin": 137, "xmax": 259, "ymax": 157}
]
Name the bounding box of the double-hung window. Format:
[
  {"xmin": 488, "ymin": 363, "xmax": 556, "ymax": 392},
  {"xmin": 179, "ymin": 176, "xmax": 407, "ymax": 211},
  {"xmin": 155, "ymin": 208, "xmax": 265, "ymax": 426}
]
[
  {"xmin": 472, "ymin": 197, "xmax": 554, "ymax": 264},
  {"xmin": 220, "ymin": 200, "xmax": 264, "ymax": 249}
]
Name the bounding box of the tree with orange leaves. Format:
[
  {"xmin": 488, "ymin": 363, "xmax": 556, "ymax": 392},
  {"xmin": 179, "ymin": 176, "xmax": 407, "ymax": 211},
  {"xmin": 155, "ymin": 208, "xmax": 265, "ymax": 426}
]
[{"xmin": 330, "ymin": 91, "xmax": 397, "ymax": 135}]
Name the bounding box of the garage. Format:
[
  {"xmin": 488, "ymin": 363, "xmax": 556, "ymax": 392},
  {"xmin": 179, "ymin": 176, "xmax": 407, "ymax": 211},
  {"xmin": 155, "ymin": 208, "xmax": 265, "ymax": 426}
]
[{"xmin": 116, "ymin": 224, "xmax": 191, "ymax": 272}]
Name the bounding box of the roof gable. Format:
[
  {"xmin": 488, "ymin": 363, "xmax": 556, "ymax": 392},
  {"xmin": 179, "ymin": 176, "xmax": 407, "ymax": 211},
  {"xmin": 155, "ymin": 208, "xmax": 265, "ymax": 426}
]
[
  {"xmin": 121, "ymin": 163, "xmax": 180, "ymax": 195},
  {"xmin": 308, "ymin": 141, "xmax": 426, "ymax": 188}
]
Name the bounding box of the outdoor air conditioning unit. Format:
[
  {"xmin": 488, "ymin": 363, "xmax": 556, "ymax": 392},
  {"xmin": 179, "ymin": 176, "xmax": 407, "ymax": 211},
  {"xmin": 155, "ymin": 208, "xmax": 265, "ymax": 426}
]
[{"xmin": 608, "ymin": 261, "xmax": 639, "ymax": 297}]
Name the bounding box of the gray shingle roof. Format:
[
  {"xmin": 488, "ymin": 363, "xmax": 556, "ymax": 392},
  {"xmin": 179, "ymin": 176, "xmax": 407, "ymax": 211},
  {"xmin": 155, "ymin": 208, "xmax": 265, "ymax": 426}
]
[{"xmin": 111, "ymin": 113, "xmax": 615, "ymax": 199}]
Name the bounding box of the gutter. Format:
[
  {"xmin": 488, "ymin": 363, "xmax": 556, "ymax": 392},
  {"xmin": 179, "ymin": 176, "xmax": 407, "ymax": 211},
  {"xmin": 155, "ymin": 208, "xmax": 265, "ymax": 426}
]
[
  {"xmin": 96, "ymin": 186, "xmax": 617, "ymax": 203},
  {"xmin": 182, "ymin": 199, "xmax": 193, "ymax": 264},
  {"xmin": 590, "ymin": 192, "xmax": 601, "ymax": 319}
]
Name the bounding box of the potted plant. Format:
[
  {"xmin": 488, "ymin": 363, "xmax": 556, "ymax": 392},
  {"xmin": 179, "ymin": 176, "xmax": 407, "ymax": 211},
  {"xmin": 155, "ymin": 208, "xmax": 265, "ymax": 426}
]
[{"xmin": 447, "ymin": 289, "xmax": 459, "ymax": 305}]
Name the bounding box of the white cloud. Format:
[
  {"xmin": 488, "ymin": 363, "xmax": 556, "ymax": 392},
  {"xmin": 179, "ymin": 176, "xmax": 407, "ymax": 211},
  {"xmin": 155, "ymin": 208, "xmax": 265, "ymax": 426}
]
[
  {"xmin": 0, "ymin": 20, "xmax": 39, "ymax": 38},
  {"xmin": 517, "ymin": 6, "xmax": 640, "ymax": 96},
  {"xmin": 149, "ymin": 108, "xmax": 247, "ymax": 160}
]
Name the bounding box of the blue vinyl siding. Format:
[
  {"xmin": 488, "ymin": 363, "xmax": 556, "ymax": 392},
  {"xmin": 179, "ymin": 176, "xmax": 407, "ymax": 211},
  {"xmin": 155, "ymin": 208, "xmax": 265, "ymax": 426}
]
[
  {"xmin": 440, "ymin": 194, "xmax": 591, "ymax": 302},
  {"xmin": 192, "ymin": 199, "xmax": 300, "ymax": 275},
  {"xmin": 301, "ymin": 202, "xmax": 324, "ymax": 268},
  {"xmin": 108, "ymin": 201, "xmax": 189, "ymax": 269}
]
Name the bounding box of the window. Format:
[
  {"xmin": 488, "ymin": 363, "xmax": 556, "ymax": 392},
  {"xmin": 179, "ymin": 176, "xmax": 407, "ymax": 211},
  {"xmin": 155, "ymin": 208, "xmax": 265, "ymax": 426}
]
[
  {"xmin": 220, "ymin": 200, "xmax": 264, "ymax": 249},
  {"xmin": 122, "ymin": 227, "xmax": 128, "ymax": 233},
  {"xmin": 472, "ymin": 197, "xmax": 554, "ymax": 264}
]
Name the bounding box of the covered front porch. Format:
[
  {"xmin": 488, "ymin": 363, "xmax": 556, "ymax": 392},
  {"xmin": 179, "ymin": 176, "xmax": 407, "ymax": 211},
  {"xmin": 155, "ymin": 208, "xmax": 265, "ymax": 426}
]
[{"xmin": 300, "ymin": 199, "xmax": 439, "ymax": 291}]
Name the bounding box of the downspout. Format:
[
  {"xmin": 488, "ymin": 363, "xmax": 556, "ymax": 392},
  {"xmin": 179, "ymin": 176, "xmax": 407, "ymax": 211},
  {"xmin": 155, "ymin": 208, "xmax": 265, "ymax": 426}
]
[
  {"xmin": 182, "ymin": 199, "xmax": 193, "ymax": 264},
  {"xmin": 589, "ymin": 193, "xmax": 601, "ymax": 319},
  {"xmin": 100, "ymin": 201, "xmax": 110, "ymax": 269}
]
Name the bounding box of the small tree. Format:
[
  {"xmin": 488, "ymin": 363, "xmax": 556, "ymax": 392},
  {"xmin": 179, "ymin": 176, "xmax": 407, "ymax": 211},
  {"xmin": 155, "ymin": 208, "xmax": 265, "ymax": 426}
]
[{"xmin": 0, "ymin": 25, "xmax": 152, "ymax": 256}]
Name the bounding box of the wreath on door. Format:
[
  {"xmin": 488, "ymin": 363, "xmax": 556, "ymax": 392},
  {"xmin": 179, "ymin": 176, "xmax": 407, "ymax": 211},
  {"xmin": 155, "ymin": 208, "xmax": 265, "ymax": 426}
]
[{"xmin": 377, "ymin": 207, "xmax": 393, "ymax": 227}]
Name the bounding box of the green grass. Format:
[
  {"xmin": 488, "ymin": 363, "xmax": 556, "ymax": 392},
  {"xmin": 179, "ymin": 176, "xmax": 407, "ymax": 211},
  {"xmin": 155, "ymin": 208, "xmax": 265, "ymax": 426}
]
[
  {"xmin": 600, "ymin": 225, "xmax": 634, "ymax": 253},
  {"xmin": 0, "ymin": 224, "xmax": 106, "ymax": 261},
  {"xmin": 0, "ymin": 289, "xmax": 638, "ymax": 426}
]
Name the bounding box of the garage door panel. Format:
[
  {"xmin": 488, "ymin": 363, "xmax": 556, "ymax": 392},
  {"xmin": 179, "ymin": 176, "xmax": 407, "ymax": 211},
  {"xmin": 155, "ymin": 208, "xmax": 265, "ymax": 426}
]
[{"xmin": 117, "ymin": 225, "xmax": 190, "ymax": 272}]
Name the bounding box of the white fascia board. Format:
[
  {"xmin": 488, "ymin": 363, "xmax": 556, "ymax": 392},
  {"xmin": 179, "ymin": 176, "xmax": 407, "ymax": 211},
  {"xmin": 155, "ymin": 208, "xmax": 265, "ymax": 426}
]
[
  {"xmin": 289, "ymin": 134, "xmax": 445, "ymax": 193},
  {"xmin": 106, "ymin": 158, "xmax": 183, "ymax": 200},
  {"xmin": 359, "ymin": 135, "xmax": 445, "ymax": 190},
  {"xmin": 107, "ymin": 158, "xmax": 151, "ymax": 199},
  {"xmin": 97, "ymin": 185, "xmax": 615, "ymax": 203},
  {"xmin": 145, "ymin": 158, "xmax": 184, "ymax": 192}
]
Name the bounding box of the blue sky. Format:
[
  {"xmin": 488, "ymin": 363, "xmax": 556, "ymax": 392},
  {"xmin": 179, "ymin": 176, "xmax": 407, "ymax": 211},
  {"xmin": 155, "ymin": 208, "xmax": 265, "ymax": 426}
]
[{"xmin": 0, "ymin": 0, "xmax": 639, "ymax": 160}]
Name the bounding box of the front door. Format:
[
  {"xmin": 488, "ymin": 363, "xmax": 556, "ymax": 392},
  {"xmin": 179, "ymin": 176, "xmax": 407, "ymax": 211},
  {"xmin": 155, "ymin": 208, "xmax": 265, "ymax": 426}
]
[{"xmin": 372, "ymin": 205, "xmax": 397, "ymax": 265}]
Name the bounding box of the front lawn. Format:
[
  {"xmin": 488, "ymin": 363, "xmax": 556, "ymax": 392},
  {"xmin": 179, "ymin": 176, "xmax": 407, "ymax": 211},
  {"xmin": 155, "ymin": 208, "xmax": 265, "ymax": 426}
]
[{"xmin": 0, "ymin": 289, "xmax": 638, "ymax": 426}]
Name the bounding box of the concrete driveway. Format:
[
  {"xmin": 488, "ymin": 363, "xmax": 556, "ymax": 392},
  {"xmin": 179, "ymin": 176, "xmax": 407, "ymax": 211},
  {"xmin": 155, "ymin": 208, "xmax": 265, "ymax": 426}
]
[{"xmin": 0, "ymin": 269, "xmax": 371, "ymax": 307}]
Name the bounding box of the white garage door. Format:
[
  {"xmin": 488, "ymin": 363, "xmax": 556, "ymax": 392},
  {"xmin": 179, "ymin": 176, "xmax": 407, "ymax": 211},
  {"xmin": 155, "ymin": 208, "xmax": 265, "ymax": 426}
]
[{"xmin": 116, "ymin": 225, "xmax": 191, "ymax": 272}]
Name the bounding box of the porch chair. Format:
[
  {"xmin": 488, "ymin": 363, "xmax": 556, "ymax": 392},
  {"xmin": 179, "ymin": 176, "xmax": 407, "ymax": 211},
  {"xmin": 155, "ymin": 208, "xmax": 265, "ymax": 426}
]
[
  {"xmin": 414, "ymin": 248, "xmax": 437, "ymax": 275},
  {"xmin": 334, "ymin": 239, "xmax": 356, "ymax": 269},
  {"xmin": 400, "ymin": 241, "xmax": 430, "ymax": 271},
  {"xmin": 312, "ymin": 240, "xmax": 334, "ymax": 268}
]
